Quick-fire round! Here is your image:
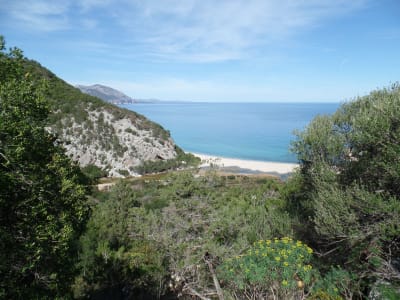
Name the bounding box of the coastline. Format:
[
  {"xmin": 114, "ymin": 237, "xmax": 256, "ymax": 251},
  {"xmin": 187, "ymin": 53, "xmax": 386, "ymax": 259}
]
[{"xmin": 191, "ymin": 152, "xmax": 299, "ymax": 175}]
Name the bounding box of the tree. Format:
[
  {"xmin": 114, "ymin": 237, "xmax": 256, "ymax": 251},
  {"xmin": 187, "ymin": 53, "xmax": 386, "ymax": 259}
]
[
  {"xmin": 73, "ymin": 181, "xmax": 166, "ymax": 299},
  {"xmin": 0, "ymin": 36, "xmax": 90, "ymax": 298},
  {"xmin": 289, "ymin": 85, "xmax": 400, "ymax": 297}
]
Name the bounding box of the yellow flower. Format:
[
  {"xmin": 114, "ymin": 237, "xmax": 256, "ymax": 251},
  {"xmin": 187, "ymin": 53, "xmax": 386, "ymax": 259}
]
[
  {"xmin": 275, "ymin": 256, "xmax": 281, "ymax": 261},
  {"xmin": 282, "ymin": 280, "xmax": 288, "ymax": 286},
  {"xmin": 307, "ymin": 247, "xmax": 313, "ymax": 254},
  {"xmin": 303, "ymin": 265, "xmax": 312, "ymax": 272},
  {"xmin": 284, "ymin": 261, "xmax": 289, "ymax": 267}
]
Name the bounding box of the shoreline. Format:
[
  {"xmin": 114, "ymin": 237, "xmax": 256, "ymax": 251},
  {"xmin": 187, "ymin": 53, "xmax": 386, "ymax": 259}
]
[{"xmin": 190, "ymin": 152, "xmax": 299, "ymax": 175}]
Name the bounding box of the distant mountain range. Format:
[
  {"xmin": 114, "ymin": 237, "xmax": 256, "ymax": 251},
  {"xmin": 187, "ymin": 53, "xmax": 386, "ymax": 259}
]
[{"xmin": 76, "ymin": 84, "xmax": 137, "ymax": 104}]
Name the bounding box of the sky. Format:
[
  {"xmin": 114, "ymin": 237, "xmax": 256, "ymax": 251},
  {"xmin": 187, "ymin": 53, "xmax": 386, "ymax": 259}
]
[{"xmin": 0, "ymin": 0, "xmax": 399, "ymax": 102}]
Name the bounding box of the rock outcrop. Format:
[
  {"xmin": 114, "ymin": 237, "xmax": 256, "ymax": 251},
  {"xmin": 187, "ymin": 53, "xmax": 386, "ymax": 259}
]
[{"xmin": 25, "ymin": 60, "xmax": 178, "ymax": 177}]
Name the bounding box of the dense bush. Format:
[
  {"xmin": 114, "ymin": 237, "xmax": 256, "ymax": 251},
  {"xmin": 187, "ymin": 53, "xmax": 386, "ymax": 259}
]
[
  {"xmin": 0, "ymin": 36, "xmax": 90, "ymax": 299},
  {"xmin": 218, "ymin": 237, "xmax": 315, "ymax": 299},
  {"xmin": 81, "ymin": 164, "xmax": 108, "ymax": 182},
  {"xmin": 289, "ymin": 84, "xmax": 400, "ymax": 298},
  {"xmin": 135, "ymin": 148, "xmax": 201, "ymax": 175},
  {"xmin": 73, "ymin": 172, "xmax": 291, "ymax": 298}
]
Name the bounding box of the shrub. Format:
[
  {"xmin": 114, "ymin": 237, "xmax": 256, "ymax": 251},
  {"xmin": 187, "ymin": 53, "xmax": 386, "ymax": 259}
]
[
  {"xmin": 81, "ymin": 164, "xmax": 107, "ymax": 182},
  {"xmin": 218, "ymin": 237, "xmax": 315, "ymax": 299}
]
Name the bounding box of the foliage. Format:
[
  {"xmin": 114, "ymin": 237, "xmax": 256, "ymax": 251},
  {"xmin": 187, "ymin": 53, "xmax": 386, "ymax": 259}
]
[
  {"xmin": 73, "ymin": 181, "xmax": 167, "ymax": 298},
  {"xmin": 310, "ymin": 267, "xmax": 357, "ymax": 300},
  {"xmin": 218, "ymin": 237, "xmax": 315, "ymax": 299},
  {"xmin": 81, "ymin": 164, "xmax": 108, "ymax": 182},
  {"xmin": 289, "ymin": 84, "xmax": 400, "ymax": 297},
  {"xmin": 73, "ymin": 171, "xmax": 291, "ymax": 298},
  {"xmin": 22, "ymin": 55, "xmax": 180, "ymax": 177},
  {"xmin": 0, "ymin": 36, "xmax": 90, "ymax": 298},
  {"xmin": 135, "ymin": 148, "xmax": 201, "ymax": 175}
]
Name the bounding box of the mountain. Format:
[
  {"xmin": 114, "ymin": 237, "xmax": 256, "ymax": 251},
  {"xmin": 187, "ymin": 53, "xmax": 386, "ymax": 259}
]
[
  {"xmin": 76, "ymin": 84, "xmax": 136, "ymax": 104},
  {"xmin": 24, "ymin": 60, "xmax": 195, "ymax": 177}
]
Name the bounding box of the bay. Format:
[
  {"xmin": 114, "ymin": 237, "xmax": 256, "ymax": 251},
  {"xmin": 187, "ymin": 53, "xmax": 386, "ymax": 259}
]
[{"xmin": 120, "ymin": 102, "xmax": 340, "ymax": 163}]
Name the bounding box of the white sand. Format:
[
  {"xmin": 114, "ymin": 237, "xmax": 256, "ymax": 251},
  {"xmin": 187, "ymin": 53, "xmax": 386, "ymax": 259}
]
[{"xmin": 192, "ymin": 153, "xmax": 299, "ymax": 174}]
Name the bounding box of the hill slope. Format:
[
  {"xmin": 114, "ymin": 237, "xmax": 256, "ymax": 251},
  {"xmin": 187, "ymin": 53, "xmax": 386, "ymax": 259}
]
[
  {"xmin": 76, "ymin": 84, "xmax": 136, "ymax": 104},
  {"xmin": 24, "ymin": 60, "xmax": 181, "ymax": 177}
]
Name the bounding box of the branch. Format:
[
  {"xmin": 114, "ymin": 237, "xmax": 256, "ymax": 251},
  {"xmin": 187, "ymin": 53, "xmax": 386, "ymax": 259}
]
[
  {"xmin": 203, "ymin": 254, "xmax": 224, "ymax": 300},
  {"xmin": 183, "ymin": 286, "xmax": 211, "ymax": 300}
]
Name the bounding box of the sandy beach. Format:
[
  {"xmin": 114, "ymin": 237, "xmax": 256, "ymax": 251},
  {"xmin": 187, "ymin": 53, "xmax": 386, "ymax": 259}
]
[{"xmin": 191, "ymin": 153, "xmax": 299, "ymax": 175}]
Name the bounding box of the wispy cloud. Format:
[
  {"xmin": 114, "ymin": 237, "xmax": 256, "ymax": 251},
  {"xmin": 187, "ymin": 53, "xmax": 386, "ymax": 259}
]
[
  {"xmin": 1, "ymin": 0, "xmax": 368, "ymax": 61},
  {"xmin": 2, "ymin": 0, "xmax": 71, "ymax": 31},
  {"xmin": 107, "ymin": 0, "xmax": 368, "ymax": 62}
]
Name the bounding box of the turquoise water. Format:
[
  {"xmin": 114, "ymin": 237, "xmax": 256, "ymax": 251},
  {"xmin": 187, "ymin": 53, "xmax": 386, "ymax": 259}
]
[{"xmin": 121, "ymin": 102, "xmax": 339, "ymax": 163}]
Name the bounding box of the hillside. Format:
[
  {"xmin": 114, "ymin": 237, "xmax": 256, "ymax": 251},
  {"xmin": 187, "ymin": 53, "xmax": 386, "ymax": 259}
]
[
  {"xmin": 76, "ymin": 84, "xmax": 136, "ymax": 104},
  {"xmin": 24, "ymin": 60, "xmax": 192, "ymax": 177}
]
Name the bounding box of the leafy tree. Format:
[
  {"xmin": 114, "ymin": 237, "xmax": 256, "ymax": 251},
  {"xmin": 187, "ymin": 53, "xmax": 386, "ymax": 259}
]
[
  {"xmin": 0, "ymin": 36, "xmax": 90, "ymax": 298},
  {"xmin": 289, "ymin": 84, "xmax": 400, "ymax": 297}
]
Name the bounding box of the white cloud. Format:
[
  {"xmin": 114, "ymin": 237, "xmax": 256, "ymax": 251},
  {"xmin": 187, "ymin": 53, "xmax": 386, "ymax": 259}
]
[
  {"xmin": 3, "ymin": 0, "xmax": 71, "ymax": 31},
  {"xmin": 1, "ymin": 0, "xmax": 368, "ymax": 60},
  {"xmin": 108, "ymin": 0, "xmax": 368, "ymax": 62}
]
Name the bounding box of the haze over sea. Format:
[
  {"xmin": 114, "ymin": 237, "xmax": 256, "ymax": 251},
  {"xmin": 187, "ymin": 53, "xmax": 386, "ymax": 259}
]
[{"xmin": 121, "ymin": 102, "xmax": 339, "ymax": 163}]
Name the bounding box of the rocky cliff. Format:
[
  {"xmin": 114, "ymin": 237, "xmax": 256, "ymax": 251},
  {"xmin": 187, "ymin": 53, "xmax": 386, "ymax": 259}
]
[{"xmin": 25, "ymin": 60, "xmax": 179, "ymax": 177}]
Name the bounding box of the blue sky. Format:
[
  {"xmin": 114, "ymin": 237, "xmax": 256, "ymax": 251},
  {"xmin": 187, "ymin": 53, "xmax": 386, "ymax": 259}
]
[{"xmin": 0, "ymin": 0, "xmax": 399, "ymax": 102}]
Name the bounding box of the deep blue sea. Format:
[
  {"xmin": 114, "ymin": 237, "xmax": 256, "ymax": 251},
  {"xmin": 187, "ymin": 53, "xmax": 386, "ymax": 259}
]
[{"xmin": 121, "ymin": 102, "xmax": 340, "ymax": 163}]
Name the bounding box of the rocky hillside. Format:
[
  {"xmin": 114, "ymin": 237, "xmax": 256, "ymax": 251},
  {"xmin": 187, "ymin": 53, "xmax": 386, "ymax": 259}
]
[
  {"xmin": 76, "ymin": 84, "xmax": 136, "ymax": 104},
  {"xmin": 24, "ymin": 60, "xmax": 185, "ymax": 177}
]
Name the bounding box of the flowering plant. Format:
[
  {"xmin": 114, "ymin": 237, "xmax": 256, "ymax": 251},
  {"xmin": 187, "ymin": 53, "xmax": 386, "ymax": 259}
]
[{"xmin": 218, "ymin": 237, "xmax": 315, "ymax": 299}]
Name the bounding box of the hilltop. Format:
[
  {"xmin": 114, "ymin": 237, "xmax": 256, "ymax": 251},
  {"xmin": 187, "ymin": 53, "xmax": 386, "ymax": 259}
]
[
  {"xmin": 24, "ymin": 60, "xmax": 197, "ymax": 177},
  {"xmin": 76, "ymin": 84, "xmax": 136, "ymax": 105}
]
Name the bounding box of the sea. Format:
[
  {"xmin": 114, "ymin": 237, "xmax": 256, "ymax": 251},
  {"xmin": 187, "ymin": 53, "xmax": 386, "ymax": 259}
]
[{"xmin": 120, "ymin": 102, "xmax": 340, "ymax": 163}]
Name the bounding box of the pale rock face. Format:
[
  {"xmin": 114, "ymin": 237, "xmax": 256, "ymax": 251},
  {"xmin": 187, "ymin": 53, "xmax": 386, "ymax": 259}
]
[
  {"xmin": 76, "ymin": 84, "xmax": 135, "ymax": 104},
  {"xmin": 54, "ymin": 108, "xmax": 177, "ymax": 177}
]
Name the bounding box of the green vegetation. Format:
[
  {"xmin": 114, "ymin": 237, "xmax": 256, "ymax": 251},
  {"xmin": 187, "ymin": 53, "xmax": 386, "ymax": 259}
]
[
  {"xmin": 21, "ymin": 49, "xmax": 180, "ymax": 177},
  {"xmin": 81, "ymin": 164, "xmax": 108, "ymax": 182},
  {"xmin": 218, "ymin": 237, "xmax": 315, "ymax": 299},
  {"xmin": 289, "ymin": 84, "xmax": 400, "ymax": 298},
  {"xmin": 1, "ymin": 36, "xmax": 399, "ymax": 299},
  {"xmin": 73, "ymin": 172, "xmax": 291, "ymax": 298},
  {"xmin": 135, "ymin": 147, "xmax": 201, "ymax": 175},
  {"xmin": 0, "ymin": 36, "xmax": 90, "ymax": 298}
]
